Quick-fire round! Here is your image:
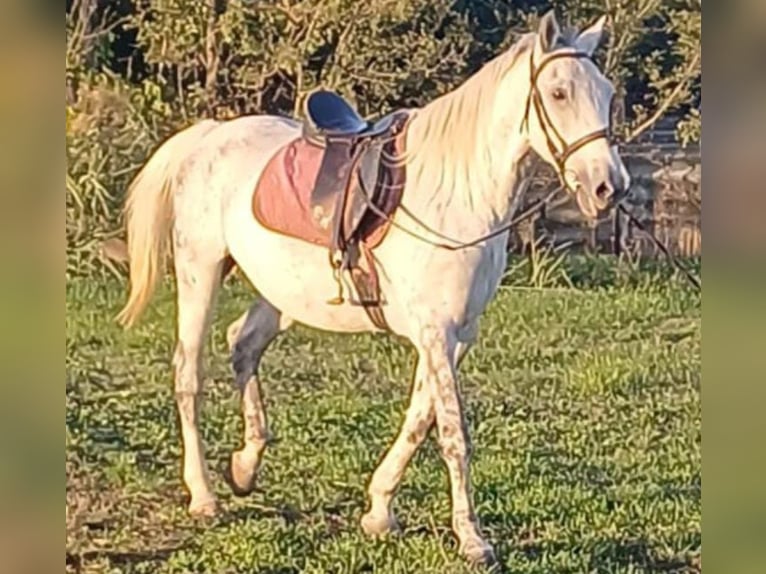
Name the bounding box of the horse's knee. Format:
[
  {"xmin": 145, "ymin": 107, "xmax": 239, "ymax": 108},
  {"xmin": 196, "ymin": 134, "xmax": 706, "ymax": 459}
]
[
  {"xmin": 173, "ymin": 342, "xmax": 204, "ymax": 391},
  {"xmin": 436, "ymin": 416, "xmax": 472, "ymax": 461},
  {"xmin": 439, "ymin": 437, "xmax": 472, "ymax": 465}
]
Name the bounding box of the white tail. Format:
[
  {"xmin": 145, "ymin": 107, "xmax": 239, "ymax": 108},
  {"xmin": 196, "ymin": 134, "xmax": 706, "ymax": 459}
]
[{"xmin": 116, "ymin": 120, "xmax": 220, "ymax": 328}]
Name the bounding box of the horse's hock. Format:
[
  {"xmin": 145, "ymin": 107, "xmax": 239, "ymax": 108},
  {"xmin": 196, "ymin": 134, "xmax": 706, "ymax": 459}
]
[{"xmin": 512, "ymin": 134, "xmax": 702, "ymax": 257}]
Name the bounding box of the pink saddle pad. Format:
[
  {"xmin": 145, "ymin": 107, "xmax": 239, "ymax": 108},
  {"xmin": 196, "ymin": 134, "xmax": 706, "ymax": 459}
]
[{"xmin": 252, "ymin": 138, "xmax": 332, "ymax": 247}]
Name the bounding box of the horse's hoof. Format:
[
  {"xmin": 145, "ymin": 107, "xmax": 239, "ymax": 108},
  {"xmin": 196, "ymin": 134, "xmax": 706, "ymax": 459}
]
[
  {"xmin": 360, "ymin": 511, "xmax": 401, "ymax": 537},
  {"xmin": 188, "ymin": 496, "xmax": 219, "ymax": 518},
  {"xmin": 460, "ymin": 539, "xmax": 498, "ymax": 569},
  {"xmin": 222, "ymin": 454, "xmax": 256, "ymax": 497}
]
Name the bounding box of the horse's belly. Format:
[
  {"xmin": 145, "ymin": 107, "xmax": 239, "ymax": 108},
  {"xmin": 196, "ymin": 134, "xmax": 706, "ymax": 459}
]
[{"xmin": 225, "ymin": 197, "xmax": 401, "ymax": 333}]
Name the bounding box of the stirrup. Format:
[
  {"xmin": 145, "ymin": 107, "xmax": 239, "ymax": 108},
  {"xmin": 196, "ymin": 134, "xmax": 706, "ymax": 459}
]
[{"xmin": 327, "ymin": 252, "xmax": 345, "ymax": 305}]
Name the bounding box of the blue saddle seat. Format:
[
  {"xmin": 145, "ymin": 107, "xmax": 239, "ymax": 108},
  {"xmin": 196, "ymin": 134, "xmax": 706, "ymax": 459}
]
[{"xmin": 306, "ymin": 90, "xmax": 396, "ymax": 137}]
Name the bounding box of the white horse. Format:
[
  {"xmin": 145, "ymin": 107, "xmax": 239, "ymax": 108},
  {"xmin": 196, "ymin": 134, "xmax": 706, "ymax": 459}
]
[{"xmin": 117, "ymin": 11, "xmax": 629, "ymax": 566}]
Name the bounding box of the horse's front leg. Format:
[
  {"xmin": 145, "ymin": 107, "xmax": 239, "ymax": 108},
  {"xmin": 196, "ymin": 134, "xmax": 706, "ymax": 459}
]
[
  {"xmin": 422, "ymin": 324, "xmax": 495, "ymax": 566},
  {"xmin": 361, "ymin": 356, "xmax": 435, "ymax": 535}
]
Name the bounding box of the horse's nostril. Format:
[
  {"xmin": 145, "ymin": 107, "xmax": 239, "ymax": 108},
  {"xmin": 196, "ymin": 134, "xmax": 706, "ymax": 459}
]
[{"xmin": 595, "ymin": 182, "xmax": 612, "ymax": 202}]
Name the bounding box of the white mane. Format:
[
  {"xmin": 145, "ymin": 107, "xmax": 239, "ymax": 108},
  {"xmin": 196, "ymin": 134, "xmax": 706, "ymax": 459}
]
[{"xmin": 405, "ymin": 33, "xmax": 537, "ymax": 218}]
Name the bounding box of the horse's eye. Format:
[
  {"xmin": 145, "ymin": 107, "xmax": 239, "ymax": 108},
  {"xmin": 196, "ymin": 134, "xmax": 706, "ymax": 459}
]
[{"xmin": 552, "ymin": 88, "xmax": 567, "ymax": 101}]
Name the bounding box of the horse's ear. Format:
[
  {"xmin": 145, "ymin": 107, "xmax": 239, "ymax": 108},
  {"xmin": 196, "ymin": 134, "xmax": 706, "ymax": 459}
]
[
  {"xmin": 576, "ymin": 14, "xmax": 608, "ymax": 56},
  {"xmin": 536, "ymin": 10, "xmax": 561, "ymax": 54}
]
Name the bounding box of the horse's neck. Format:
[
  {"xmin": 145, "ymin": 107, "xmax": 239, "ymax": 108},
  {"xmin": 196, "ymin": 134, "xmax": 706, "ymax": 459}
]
[{"xmin": 403, "ymin": 46, "xmax": 533, "ymax": 239}]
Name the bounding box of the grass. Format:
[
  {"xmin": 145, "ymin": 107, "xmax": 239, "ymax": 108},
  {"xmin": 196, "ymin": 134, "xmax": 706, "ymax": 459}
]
[{"xmin": 66, "ymin": 258, "xmax": 701, "ymax": 573}]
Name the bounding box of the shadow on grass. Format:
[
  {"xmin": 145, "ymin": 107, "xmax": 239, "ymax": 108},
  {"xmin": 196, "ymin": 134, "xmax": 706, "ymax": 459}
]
[
  {"xmin": 489, "ymin": 529, "xmax": 700, "ymax": 573},
  {"xmin": 222, "ymin": 502, "xmax": 309, "ymax": 525},
  {"xmin": 587, "ymin": 537, "xmax": 700, "ymax": 572},
  {"xmin": 66, "ymin": 542, "xmax": 188, "ymax": 571}
]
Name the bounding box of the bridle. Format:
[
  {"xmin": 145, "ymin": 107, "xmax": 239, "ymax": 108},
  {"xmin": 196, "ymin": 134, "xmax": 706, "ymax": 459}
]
[{"xmin": 520, "ymin": 49, "xmax": 615, "ymax": 195}]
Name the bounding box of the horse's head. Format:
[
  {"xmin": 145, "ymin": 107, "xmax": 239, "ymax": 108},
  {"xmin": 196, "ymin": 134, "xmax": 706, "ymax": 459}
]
[{"xmin": 523, "ymin": 11, "xmax": 630, "ymax": 218}]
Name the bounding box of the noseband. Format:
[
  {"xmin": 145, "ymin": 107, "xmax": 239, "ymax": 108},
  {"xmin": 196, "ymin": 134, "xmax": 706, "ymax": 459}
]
[{"xmin": 521, "ymin": 50, "xmax": 614, "ymax": 193}]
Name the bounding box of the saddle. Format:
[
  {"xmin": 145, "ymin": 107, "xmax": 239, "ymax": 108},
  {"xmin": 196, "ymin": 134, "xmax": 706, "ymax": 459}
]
[{"xmin": 252, "ymin": 89, "xmax": 411, "ymax": 330}]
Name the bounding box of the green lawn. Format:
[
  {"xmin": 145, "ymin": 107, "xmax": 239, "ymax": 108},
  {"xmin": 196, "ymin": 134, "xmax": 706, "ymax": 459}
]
[{"xmin": 66, "ymin": 262, "xmax": 701, "ymax": 573}]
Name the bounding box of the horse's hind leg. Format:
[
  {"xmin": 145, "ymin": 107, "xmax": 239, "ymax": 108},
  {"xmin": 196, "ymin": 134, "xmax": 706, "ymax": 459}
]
[
  {"xmin": 224, "ymin": 298, "xmax": 292, "ymax": 496},
  {"xmin": 173, "ymin": 249, "xmax": 225, "ymax": 517}
]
